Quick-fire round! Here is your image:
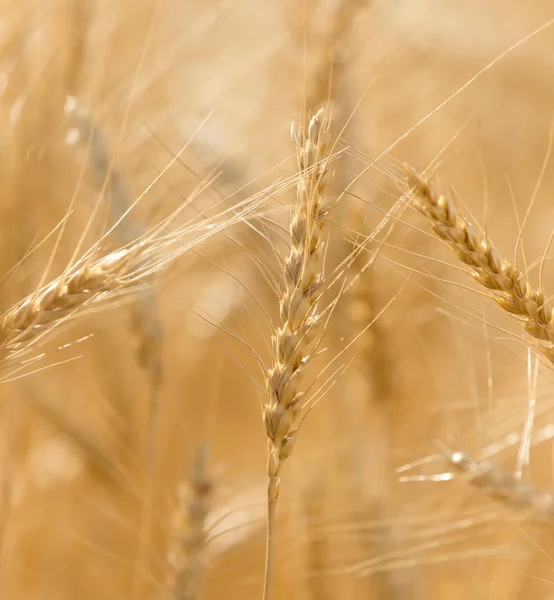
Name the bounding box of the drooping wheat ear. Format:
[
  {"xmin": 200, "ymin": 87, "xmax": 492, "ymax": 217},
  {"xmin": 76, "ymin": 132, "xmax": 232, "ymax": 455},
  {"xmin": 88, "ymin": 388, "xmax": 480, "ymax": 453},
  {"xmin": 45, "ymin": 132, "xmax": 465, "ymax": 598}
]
[
  {"xmin": 446, "ymin": 449, "xmax": 554, "ymax": 520},
  {"xmin": 0, "ymin": 239, "xmax": 158, "ymax": 365},
  {"xmin": 405, "ymin": 166, "xmax": 554, "ymax": 363},
  {"xmin": 262, "ymin": 106, "xmax": 332, "ymax": 600},
  {"xmin": 167, "ymin": 445, "xmax": 213, "ymax": 600}
]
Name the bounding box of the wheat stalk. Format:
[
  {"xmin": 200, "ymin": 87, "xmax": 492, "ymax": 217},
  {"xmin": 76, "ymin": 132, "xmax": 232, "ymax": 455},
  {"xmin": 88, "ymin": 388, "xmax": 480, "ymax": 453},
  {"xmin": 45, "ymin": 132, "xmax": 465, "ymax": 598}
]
[
  {"xmin": 262, "ymin": 106, "xmax": 333, "ymax": 600},
  {"xmin": 404, "ymin": 166, "xmax": 554, "ymax": 363}
]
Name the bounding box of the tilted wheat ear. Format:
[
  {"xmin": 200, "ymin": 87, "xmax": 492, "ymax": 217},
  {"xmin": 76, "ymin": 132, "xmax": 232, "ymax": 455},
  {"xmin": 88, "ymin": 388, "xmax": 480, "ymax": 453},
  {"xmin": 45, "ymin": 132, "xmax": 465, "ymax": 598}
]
[
  {"xmin": 405, "ymin": 166, "xmax": 554, "ymax": 363},
  {"xmin": 446, "ymin": 449, "xmax": 554, "ymax": 521},
  {"xmin": 262, "ymin": 107, "xmax": 333, "ymax": 600},
  {"xmin": 0, "ymin": 171, "xmax": 265, "ymax": 368},
  {"xmin": 0, "ymin": 241, "xmax": 155, "ymax": 364}
]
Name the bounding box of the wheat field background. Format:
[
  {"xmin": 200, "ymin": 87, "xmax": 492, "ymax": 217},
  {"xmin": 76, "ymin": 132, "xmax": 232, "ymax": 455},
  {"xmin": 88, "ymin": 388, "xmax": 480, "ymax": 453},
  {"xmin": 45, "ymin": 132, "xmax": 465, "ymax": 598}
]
[{"xmin": 1, "ymin": 1, "xmax": 554, "ymax": 598}]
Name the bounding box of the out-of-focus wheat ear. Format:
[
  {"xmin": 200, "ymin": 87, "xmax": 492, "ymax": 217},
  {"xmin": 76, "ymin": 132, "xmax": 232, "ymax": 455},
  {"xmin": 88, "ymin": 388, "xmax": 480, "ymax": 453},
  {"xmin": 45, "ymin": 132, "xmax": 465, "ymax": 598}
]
[
  {"xmin": 262, "ymin": 106, "xmax": 333, "ymax": 600},
  {"xmin": 166, "ymin": 444, "xmax": 213, "ymax": 600},
  {"xmin": 445, "ymin": 449, "xmax": 554, "ymax": 520},
  {"xmin": 65, "ymin": 98, "xmax": 165, "ymax": 600},
  {"xmin": 404, "ymin": 165, "xmax": 554, "ymax": 364},
  {"xmin": 66, "ymin": 99, "xmax": 164, "ymax": 439}
]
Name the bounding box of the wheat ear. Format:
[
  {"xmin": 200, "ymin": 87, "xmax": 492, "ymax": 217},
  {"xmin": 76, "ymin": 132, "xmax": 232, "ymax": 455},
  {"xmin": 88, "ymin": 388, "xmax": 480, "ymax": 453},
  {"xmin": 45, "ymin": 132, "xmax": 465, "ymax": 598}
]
[
  {"xmin": 262, "ymin": 107, "xmax": 332, "ymax": 600},
  {"xmin": 167, "ymin": 445, "xmax": 213, "ymax": 600},
  {"xmin": 0, "ymin": 236, "xmax": 167, "ymax": 365},
  {"xmin": 446, "ymin": 449, "xmax": 554, "ymax": 520},
  {"xmin": 404, "ymin": 166, "xmax": 554, "ymax": 363}
]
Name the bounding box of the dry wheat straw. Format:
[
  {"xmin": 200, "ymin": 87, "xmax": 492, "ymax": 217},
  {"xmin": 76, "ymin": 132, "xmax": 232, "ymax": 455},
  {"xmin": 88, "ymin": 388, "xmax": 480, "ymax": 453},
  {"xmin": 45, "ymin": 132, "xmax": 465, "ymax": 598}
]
[
  {"xmin": 405, "ymin": 166, "xmax": 554, "ymax": 363},
  {"xmin": 262, "ymin": 107, "xmax": 332, "ymax": 600},
  {"xmin": 167, "ymin": 445, "xmax": 213, "ymax": 600},
  {"xmin": 446, "ymin": 449, "xmax": 554, "ymax": 520}
]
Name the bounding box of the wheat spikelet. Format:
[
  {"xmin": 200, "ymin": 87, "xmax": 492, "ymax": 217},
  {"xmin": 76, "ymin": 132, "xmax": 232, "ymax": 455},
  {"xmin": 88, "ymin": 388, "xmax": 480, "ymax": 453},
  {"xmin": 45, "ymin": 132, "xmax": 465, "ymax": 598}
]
[
  {"xmin": 445, "ymin": 449, "xmax": 554, "ymax": 520},
  {"xmin": 404, "ymin": 166, "xmax": 554, "ymax": 363}
]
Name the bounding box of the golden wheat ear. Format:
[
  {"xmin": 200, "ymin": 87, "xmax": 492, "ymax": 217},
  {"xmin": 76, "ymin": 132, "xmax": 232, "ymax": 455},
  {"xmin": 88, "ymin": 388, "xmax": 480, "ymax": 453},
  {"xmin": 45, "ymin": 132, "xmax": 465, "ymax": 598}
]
[
  {"xmin": 264, "ymin": 107, "xmax": 332, "ymax": 480},
  {"xmin": 0, "ymin": 161, "xmax": 271, "ymax": 368},
  {"xmin": 261, "ymin": 105, "xmax": 335, "ymax": 600},
  {"xmin": 404, "ymin": 165, "xmax": 554, "ymax": 364},
  {"xmin": 0, "ymin": 241, "xmax": 153, "ymax": 365}
]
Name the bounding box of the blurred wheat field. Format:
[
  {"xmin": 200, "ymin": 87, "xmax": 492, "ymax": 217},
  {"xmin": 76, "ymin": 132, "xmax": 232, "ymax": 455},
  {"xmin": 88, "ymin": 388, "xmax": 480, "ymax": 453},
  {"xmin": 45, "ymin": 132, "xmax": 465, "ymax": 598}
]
[{"xmin": 2, "ymin": 1, "xmax": 554, "ymax": 599}]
